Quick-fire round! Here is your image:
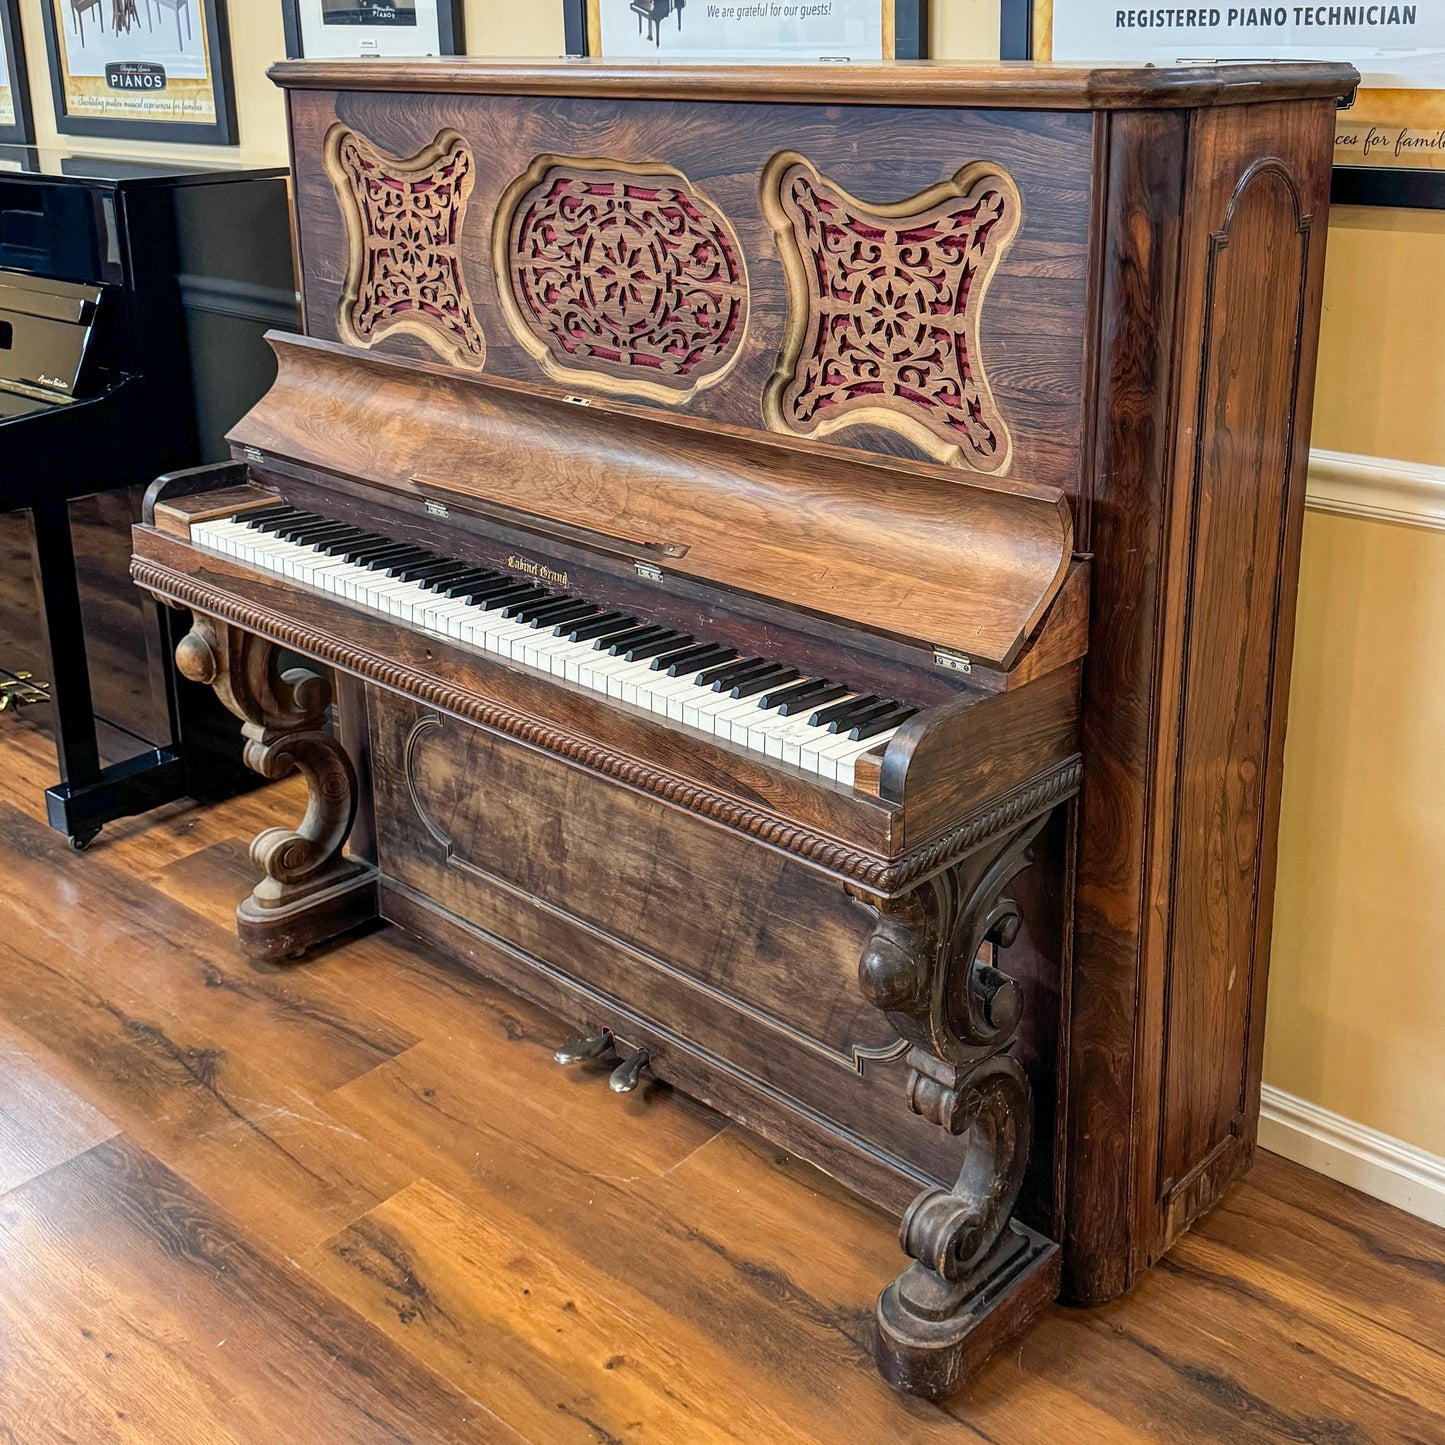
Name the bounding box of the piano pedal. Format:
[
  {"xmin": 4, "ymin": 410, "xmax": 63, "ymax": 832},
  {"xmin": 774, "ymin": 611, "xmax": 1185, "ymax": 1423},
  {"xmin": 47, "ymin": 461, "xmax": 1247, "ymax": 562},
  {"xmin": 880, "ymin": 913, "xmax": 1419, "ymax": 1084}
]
[
  {"xmin": 609, "ymin": 1047, "xmax": 651, "ymax": 1094},
  {"xmin": 553, "ymin": 1029, "xmax": 615, "ymax": 1066}
]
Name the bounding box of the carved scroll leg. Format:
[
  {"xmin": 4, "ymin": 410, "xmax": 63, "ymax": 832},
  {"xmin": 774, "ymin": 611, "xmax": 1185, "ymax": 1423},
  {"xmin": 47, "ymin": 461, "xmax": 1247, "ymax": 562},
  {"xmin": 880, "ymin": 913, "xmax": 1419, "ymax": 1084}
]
[
  {"xmin": 176, "ymin": 615, "xmax": 379, "ymax": 963},
  {"xmin": 856, "ymin": 812, "xmax": 1066, "ymax": 1399},
  {"xmin": 875, "ymin": 1051, "xmax": 1061, "ymax": 1400}
]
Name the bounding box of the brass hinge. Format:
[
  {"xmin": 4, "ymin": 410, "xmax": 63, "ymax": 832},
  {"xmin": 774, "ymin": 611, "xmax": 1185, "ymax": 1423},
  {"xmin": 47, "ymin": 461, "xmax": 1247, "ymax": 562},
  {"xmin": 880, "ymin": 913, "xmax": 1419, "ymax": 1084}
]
[{"xmin": 0, "ymin": 672, "xmax": 50, "ymax": 713}]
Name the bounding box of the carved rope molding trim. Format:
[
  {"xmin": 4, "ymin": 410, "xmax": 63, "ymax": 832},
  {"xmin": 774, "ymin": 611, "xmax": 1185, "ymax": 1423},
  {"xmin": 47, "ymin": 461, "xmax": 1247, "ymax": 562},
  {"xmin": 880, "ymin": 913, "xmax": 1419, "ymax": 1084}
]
[
  {"xmin": 131, "ymin": 557, "xmax": 1079, "ymax": 895},
  {"xmin": 1306, "ymin": 448, "xmax": 1445, "ymax": 532}
]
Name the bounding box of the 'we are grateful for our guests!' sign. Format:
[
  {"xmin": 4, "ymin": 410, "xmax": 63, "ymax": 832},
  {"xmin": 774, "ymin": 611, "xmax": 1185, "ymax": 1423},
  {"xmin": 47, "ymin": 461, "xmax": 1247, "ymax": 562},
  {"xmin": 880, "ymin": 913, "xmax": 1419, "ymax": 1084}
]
[
  {"xmin": 1047, "ymin": 0, "xmax": 1445, "ymax": 173},
  {"xmin": 595, "ymin": 0, "xmax": 885, "ymax": 61}
]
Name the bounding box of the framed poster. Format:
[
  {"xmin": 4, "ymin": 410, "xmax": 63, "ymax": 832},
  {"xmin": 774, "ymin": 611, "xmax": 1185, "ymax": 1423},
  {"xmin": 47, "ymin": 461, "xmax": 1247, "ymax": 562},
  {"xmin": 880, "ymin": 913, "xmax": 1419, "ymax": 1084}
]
[
  {"xmin": 1014, "ymin": 0, "xmax": 1445, "ymax": 207},
  {"xmin": 0, "ymin": 0, "xmax": 34, "ymax": 146},
  {"xmin": 40, "ymin": 0, "xmax": 237, "ymax": 144},
  {"xmin": 281, "ymin": 0, "xmax": 464, "ymax": 60},
  {"xmin": 566, "ymin": 0, "xmax": 929, "ymax": 60}
]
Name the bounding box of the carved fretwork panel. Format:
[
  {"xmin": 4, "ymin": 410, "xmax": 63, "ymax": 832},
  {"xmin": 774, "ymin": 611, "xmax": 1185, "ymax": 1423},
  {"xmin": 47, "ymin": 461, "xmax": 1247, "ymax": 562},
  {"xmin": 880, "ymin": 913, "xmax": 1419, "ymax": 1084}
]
[
  {"xmin": 496, "ymin": 157, "xmax": 749, "ymax": 404},
  {"xmin": 764, "ymin": 152, "xmax": 1020, "ymax": 473},
  {"xmin": 326, "ymin": 125, "xmax": 486, "ymax": 370}
]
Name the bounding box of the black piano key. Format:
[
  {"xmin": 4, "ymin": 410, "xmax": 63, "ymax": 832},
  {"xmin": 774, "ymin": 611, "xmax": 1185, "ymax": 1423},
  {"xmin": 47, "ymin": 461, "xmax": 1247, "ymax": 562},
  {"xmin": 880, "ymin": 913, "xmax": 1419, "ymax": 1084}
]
[
  {"xmin": 568, "ymin": 613, "xmax": 636, "ymax": 643},
  {"xmin": 549, "ymin": 607, "xmax": 601, "ymax": 633},
  {"xmin": 498, "ymin": 587, "xmax": 555, "ymax": 618},
  {"xmin": 385, "ymin": 552, "xmax": 442, "ymax": 577},
  {"xmin": 292, "ymin": 523, "xmax": 357, "ymax": 547},
  {"xmin": 443, "ymin": 571, "xmax": 508, "ymax": 599},
  {"xmin": 529, "ymin": 599, "xmax": 595, "ymax": 629},
  {"xmin": 324, "ymin": 533, "xmax": 387, "ymax": 557},
  {"xmin": 600, "ymin": 624, "xmax": 666, "ymax": 654},
  {"xmin": 252, "ymin": 510, "xmax": 320, "ymax": 533},
  {"xmin": 364, "ymin": 547, "xmax": 430, "ymax": 571},
  {"xmin": 827, "ymin": 699, "xmax": 896, "ymax": 735},
  {"xmin": 234, "ymin": 503, "xmax": 296, "ymax": 525},
  {"xmin": 511, "ymin": 594, "xmax": 576, "ymax": 625},
  {"xmin": 457, "ymin": 577, "xmax": 526, "ymax": 604},
  {"xmin": 483, "ymin": 585, "xmax": 547, "ymax": 612},
  {"xmin": 809, "ymin": 693, "xmax": 879, "ymax": 729},
  {"xmin": 280, "ymin": 518, "xmax": 346, "ymax": 542},
  {"xmin": 776, "ymin": 682, "xmax": 849, "ymax": 717},
  {"xmin": 657, "ymin": 643, "xmax": 735, "ymax": 676},
  {"xmin": 849, "ymin": 707, "xmax": 918, "ymax": 742},
  {"xmin": 703, "ymin": 657, "xmax": 772, "ymax": 692},
  {"xmin": 413, "ymin": 563, "xmax": 473, "ymax": 590},
  {"xmin": 396, "ymin": 558, "xmax": 462, "ymax": 584},
  {"xmin": 625, "ymin": 632, "xmax": 693, "ymax": 663},
  {"xmin": 696, "ymin": 655, "xmax": 764, "ymax": 689},
  {"xmin": 346, "ymin": 541, "xmax": 413, "ymax": 563},
  {"xmin": 757, "ymin": 677, "xmax": 827, "ymax": 711},
  {"xmin": 730, "ymin": 666, "xmax": 798, "ymax": 700}
]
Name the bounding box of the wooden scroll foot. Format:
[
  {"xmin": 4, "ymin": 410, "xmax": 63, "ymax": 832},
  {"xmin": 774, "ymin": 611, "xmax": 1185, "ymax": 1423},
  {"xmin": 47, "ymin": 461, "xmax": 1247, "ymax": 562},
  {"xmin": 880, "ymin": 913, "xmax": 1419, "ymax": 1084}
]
[
  {"xmin": 857, "ymin": 812, "xmax": 1062, "ymax": 1398},
  {"xmin": 874, "ymin": 1047, "xmax": 1061, "ymax": 1400},
  {"xmin": 176, "ymin": 616, "xmax": 379, "ymax": 963}
]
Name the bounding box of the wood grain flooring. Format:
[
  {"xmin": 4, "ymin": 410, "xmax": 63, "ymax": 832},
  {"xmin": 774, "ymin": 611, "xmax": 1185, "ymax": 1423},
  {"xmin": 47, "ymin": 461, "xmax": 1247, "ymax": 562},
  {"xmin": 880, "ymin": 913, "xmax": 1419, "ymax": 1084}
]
[{"xmin": 0, "ymin": 721, "xmax": 1440, "ymax": 1444}]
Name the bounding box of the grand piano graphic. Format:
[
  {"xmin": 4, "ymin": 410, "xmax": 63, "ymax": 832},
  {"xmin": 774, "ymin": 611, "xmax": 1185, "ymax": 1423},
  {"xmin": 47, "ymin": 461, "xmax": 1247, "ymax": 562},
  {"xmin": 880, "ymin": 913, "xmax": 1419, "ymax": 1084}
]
[{"xmin": 631, "ymin": 0, "xmax": 684, "ymax": 46}]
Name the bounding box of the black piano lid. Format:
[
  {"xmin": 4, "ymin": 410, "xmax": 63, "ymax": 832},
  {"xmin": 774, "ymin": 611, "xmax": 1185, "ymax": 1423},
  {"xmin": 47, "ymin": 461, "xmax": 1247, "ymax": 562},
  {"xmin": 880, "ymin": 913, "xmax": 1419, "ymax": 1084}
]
[{"xmin": 0, "ymin": 145, "xmax": 286, "ymax": 189}]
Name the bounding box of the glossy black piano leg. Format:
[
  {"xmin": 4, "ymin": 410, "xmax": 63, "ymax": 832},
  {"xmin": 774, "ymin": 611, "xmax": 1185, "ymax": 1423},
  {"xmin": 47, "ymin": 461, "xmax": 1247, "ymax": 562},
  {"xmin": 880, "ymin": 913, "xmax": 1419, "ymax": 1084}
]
[{"xmin": 29, "ymin": 497, "xmax": 188, "ymax": 850}]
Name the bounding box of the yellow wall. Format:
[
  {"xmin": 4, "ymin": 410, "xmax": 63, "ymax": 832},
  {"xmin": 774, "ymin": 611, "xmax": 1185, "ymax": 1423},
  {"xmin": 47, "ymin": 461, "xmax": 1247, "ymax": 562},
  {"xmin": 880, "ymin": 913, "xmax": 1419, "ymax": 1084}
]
[{"xmin": 1263, "ymin": 206, "xmax": 1445, "ymax": 1159}]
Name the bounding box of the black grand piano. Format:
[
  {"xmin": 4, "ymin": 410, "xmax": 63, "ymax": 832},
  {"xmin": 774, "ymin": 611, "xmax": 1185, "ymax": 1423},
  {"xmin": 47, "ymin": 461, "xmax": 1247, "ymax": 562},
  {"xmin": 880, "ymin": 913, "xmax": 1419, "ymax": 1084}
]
[{"xmin": 0, "ymin": 148, "xmax": 293, "ymax": 847}]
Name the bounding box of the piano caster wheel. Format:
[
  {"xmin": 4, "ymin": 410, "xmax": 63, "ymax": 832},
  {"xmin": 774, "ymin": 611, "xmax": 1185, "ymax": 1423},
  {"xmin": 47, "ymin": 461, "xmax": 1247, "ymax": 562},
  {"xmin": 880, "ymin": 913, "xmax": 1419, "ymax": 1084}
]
[
  {"xmin": 68, "ymin": 828, "xmax": 100, "ymax": 853},
  {"xmin": 554, "ymin": 1030, "xmax": 615, "ymax": 1066},
  {"xmin": 609, "ymin": 1047, "xmax": 651, "ymax": 1094}
]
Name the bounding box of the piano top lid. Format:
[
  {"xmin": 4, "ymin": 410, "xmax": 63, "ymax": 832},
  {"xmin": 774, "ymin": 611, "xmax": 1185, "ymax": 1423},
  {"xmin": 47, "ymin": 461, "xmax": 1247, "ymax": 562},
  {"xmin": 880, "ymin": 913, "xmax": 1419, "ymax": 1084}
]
[
  {"xmin": 267, "ymin": 57, "xmax": 1359, "ymax": 110},
  {"xmin": 230, "ymin": 334, "xmax": 1075, "ymax": 671}
]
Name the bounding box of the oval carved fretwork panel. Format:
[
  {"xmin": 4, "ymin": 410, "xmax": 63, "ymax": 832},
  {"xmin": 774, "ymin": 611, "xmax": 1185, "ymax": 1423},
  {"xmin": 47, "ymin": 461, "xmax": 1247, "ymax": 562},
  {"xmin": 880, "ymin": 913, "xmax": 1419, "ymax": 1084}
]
[
  {"xmin": 763, "ymin": 152, "xmax": 1021, "ymax": 474},
  {"xmin": 495, "ymin": 156, "xmax": 750, "ymax": 405},
  {"xmin": 325, "ymin": 124, "xmax": 487, "ymax": 371}
]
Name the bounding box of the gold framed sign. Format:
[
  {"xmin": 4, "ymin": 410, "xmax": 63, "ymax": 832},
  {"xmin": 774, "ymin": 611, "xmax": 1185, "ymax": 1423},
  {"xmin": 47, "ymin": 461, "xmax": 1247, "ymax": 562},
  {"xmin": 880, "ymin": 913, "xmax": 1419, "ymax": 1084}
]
[
  {"xmin": 568, "ymin": 0, "xmax": 928, "ymax": 60},
  {"xmin": 1028, "ymin": 0, "xmax": 1445, "ymax": 205},
  {"xmin": 39, "ymin": 0, "xmax": 237, "ymax": 144}
]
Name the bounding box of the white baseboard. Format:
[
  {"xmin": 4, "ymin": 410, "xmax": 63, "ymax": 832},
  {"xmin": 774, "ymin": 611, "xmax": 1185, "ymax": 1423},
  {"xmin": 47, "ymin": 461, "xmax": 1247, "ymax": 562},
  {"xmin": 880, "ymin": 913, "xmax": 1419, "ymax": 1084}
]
[
  {"xmin": 1306, "ymin": 448, "xmax": 1445, "ymax": 531},
  {"xmin": 1259, "ymin": 1084, "xmax": 1445, "ymax": 1228}
]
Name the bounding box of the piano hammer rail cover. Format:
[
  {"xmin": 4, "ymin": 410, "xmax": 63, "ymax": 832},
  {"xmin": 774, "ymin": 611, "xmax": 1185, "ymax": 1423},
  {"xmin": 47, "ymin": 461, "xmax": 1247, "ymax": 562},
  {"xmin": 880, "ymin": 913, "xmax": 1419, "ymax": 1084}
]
[
  {"xmin": 229, "ymin": 335, "xmax": 1075, "ymax": 672},
  {"xmin": 267, "ymin": 58, "xmax": 1360, "ymax": 111}
]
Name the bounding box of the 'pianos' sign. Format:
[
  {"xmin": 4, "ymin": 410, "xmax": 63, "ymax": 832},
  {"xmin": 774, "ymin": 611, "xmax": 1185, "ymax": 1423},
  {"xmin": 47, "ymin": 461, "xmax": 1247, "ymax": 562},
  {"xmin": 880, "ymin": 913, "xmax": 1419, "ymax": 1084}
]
[{"xmin": 105, "ymin": 63, "xmax": 167, "ymax": 92}]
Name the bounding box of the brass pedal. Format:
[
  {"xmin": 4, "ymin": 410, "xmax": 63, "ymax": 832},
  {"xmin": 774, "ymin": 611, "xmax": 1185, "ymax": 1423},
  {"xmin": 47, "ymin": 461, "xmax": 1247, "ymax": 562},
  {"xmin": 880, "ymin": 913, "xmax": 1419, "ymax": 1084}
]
[
  {"xmin": 609, "ymin": 1047, "xmax": 650, "ymax": 1094},
  {"xmin": 554, "ymin": 1030, "xmax": 614, "ymax": 1066},
  {"xmin": 0, "ymin": 673, "xmax": 50, "ymax": 714}
]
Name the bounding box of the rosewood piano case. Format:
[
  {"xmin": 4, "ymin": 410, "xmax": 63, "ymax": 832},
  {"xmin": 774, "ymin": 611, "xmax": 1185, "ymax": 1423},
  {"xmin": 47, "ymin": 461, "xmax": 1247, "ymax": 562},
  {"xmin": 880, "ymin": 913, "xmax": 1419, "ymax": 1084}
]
[{"xmin": 131, "ymin": 57, "xmax": 1356, "ymax": 1398}]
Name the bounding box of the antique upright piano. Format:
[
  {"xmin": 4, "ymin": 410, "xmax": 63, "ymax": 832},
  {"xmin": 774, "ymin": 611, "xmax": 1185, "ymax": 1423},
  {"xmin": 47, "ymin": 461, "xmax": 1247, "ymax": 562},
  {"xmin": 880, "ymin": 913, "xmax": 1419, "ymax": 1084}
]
[{"xmin": 131, "ymin": 57, "xmax": 1356, "ymax": 1398}]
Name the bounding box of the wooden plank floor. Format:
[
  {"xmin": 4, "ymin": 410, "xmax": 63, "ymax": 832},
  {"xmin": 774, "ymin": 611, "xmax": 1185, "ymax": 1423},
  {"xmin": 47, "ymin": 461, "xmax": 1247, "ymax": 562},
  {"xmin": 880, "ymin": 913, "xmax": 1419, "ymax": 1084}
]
[{"xmin": 0, "ymin": 721, "xmax": 1442, "ymax": 1444}]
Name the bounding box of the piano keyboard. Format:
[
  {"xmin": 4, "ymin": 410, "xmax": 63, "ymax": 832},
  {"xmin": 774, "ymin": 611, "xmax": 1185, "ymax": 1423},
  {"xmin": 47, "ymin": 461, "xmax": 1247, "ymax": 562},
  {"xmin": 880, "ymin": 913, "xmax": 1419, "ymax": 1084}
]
[{"xmin": 191, "ymin": 505, "xmax": 917, "ymax": 787}]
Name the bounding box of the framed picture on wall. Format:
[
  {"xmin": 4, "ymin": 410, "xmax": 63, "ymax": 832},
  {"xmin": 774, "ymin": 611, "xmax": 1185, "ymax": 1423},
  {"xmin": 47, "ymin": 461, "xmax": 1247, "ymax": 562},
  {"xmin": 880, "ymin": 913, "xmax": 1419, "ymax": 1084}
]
[
  {"xmin": 564, "ymin": 0, "xmax": 929, "ymax": 60},
  {"xmin": 39, "ymin": 0, "xmax": 237, "ymax": 145},
  {"xmin": 281, "ymin": 0, "xmax": 464, "ymax": 59},
  {"xmin": 0, "ymin": 0, "xmax": 35, "ymax": 146}
]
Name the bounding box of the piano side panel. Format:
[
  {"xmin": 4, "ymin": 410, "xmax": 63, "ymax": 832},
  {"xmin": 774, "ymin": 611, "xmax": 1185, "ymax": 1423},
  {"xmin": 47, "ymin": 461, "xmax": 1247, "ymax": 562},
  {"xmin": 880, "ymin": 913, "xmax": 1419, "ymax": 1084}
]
[
  {"xmin": 365, "ymin": 688, "xmax": 1065, "ymax": 1226},
  {"xmin": 285, "ymin": 89, "xmax": 1093, "ymax": 490},
  {"xmin": 1136, "ymin": 100, "xmax": 1337, "ymax": 1274}
]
